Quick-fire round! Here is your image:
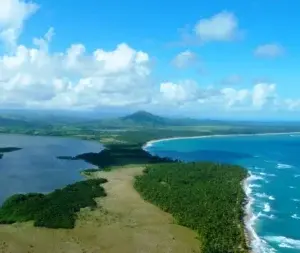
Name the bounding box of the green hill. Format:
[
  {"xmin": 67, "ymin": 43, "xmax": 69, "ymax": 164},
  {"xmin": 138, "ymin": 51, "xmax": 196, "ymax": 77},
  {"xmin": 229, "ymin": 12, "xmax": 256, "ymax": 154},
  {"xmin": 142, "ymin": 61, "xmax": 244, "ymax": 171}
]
[
  {"xmin": 121, "ymin": 111, "xmax": 169, "ymax": 126},
  {"xmin": 118, "ymin": 110, "xmax": 226, "ymax": 127}
]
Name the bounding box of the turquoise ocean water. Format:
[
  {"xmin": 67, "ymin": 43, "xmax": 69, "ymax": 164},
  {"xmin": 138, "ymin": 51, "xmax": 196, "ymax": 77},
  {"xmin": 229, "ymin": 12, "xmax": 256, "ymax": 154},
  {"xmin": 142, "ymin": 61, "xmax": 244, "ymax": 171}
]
[{"xmin": 145, "ymin": 134, "xmax": 300, "ymax": 253}]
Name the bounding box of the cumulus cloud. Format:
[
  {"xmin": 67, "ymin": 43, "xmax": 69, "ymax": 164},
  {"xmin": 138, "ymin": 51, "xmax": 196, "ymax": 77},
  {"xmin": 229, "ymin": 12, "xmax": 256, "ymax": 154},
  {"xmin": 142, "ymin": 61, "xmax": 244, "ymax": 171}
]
[
  {"xmin": 254, "ymin": 43, "xmax": 284, "ymax": 58},
  {"xmin": 194, "ymin": 11, "xmax": 240, "ymax": 42},
  {"xmin": 221, "ymin": 83, "xmax": 277, "ymax": 110},
  {"xmin": 158, "ymin": 80, "xmax": 219, "ymax": 105},
  {"xmin": 172, "ymin": 50, "xmax": 198, "ymax": 68},
  {"xmin": 0, "ymin": 0, "xmax": 299, "ymax": 114},
  {"xmin": 222, "ymin": 87, "xmax": 249, "ymax": 108},
  {"xmin": 252, "ymin": 83, "xmax": 276, "ymax": 108},
  {"xmin": 157, "ymin": 81, "xmax": 281, "ymax": 111},
  {"xmin": 0, "ymin": 0, "xmax": 38, "ymax": 47},
  {"xmin": 0, "ymin": 27, "xmax": 153, "ymax": 109}
]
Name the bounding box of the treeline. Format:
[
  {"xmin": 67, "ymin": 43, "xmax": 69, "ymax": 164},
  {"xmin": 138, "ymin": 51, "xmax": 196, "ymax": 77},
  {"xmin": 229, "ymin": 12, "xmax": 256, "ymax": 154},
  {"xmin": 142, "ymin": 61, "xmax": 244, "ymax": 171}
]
[
  {"xmin": 0, "ymin": 178, "xmax": 107, "ymax": 229},
  {"xmin": 58, "ymin": 143, "xmax": 175, "ymax": 168},
  {"xmin": 134, "ymin": 162, "xmax": 249, "ymax": 253}
]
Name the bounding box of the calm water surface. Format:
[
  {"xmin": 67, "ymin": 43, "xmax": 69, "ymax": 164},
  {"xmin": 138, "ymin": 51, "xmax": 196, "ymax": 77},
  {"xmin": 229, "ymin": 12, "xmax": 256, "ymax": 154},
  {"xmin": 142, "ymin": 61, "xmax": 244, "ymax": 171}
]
[{"xmin": 0, "ymin": 134, "xmax": 103, "ymax": 204}]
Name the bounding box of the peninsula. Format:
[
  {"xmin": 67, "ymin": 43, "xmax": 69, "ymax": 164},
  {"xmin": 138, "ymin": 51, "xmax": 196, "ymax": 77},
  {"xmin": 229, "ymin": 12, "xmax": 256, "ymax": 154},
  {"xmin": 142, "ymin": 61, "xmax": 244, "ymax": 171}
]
[{"xmin": 1, "ymin": 110, "xmax": 299, "ymax": 252}]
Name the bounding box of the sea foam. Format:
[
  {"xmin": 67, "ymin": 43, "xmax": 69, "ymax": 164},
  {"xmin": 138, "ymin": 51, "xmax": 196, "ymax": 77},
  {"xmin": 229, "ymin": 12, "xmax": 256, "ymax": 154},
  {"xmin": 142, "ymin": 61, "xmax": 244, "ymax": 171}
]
[
  {"xmin": 277, "ymin": 163, "xmax": 293, "ymax": 169},
  {"xmin": 244, "ymin": 172, "xmax": 276, "ymax": 253},
  {"xmin": 255, "ymin": 193, "xmax": 275, "ymax": 201},
  {"xmin": 259, "ymin": 172, "xmax": 276, "ymax": 177},
  {"xmin": 263, "ymin": 203, "xmax": 271, "ymax": 213},
  {"xmin": 250, "ymin": 184, "xmax": 262, "ymax": 188},
  {"xmin": 265, "ymin": 236, "xmax": 300, "ymax": 250},
  {"xmin": 259, "ymin": 212, "xmax": 275, "ymax": 220}
]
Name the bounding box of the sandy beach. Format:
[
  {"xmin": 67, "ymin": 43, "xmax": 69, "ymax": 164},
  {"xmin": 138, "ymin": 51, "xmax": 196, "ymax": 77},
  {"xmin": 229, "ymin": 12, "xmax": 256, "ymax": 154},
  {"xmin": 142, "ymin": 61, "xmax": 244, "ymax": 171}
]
[
  {"xmin": 243, "ymin": 175, "xmax": 256, "ymax": 253},
  {"xmin": 143, "ymin": 131, "xmax": 300, "ymax": 149}
]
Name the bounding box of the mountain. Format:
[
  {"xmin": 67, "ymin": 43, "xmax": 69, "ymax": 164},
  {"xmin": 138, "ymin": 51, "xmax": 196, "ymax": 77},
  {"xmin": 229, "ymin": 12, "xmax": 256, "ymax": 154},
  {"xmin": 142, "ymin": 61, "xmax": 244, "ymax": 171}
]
[{"xmin": 121, "ymin": 111, "xmax": 169, "ymax": 126}]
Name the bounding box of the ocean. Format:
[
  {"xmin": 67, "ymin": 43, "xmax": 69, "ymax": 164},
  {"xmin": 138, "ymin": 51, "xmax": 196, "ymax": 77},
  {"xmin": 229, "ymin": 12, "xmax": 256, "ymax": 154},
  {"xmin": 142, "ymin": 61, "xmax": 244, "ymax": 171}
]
[{"xmin": 145, "ymin": 134, "xmax": 300, "ymax": 253}]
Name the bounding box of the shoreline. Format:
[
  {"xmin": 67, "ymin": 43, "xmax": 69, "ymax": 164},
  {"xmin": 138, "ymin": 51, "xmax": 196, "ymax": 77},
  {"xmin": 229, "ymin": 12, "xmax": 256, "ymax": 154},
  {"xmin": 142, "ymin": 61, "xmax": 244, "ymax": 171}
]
[
  {"xmin": 2, "ymin": 130, "xmax": 300, "ymax": 252},
  {"xmin": 243, "ymin": 174, "xmax": 256, "ymax": 253},
  {"xmin": 142, "ymin": 131, "xmax": 300, "ymax": 253},
  {"xmin": 143, "ymin": 131, "xmax": 300, "ymax": 149}
]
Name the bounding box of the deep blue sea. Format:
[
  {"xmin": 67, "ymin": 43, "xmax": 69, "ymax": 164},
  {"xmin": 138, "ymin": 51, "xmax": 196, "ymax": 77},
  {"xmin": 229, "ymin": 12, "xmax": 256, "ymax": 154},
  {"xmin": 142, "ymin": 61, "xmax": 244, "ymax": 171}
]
[{"xmin": 145, "ymin": 134, "xmax": 300, "ymax": 253}]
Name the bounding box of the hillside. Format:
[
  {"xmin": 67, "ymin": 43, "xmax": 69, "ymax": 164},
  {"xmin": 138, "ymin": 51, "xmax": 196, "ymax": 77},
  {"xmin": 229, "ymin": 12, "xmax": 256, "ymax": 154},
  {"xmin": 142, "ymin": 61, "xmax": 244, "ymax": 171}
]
[
  {"xmin": 121, "ymin": 111, "xmax": 169, "ymax": 126},
  {"xmin": 0, "ymin": 110, "xmax": 206, "ymax": 129},
  {"xmin": 81, "ymin": 111, "xmax": 210, "ymax": 128}
]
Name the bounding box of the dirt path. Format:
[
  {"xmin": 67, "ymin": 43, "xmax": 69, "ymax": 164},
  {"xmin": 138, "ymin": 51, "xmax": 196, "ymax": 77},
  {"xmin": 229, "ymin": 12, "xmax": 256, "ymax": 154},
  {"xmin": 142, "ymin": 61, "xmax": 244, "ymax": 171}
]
[{"xmin": 0, "ymin": 166, "xmax": 201, "ymax": 253}]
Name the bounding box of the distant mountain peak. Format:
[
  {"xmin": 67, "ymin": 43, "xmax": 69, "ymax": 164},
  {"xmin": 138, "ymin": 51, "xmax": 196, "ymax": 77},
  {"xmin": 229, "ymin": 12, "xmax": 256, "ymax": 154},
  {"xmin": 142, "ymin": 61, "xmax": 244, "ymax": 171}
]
[
  {"xmin": 123, "ymin": 110, "xmax": 156, "ymax": 118},
  {"xmin": 121, "ymin": 111, "xmax": 166, "ymax": 125}
]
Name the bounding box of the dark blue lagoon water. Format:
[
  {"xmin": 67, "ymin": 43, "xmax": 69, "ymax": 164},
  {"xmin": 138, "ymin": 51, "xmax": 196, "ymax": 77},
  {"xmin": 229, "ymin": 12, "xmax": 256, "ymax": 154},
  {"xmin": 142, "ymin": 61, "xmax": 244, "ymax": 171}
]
[
  {"xmin": 145, "ymin": 134, "xmax": 300, "ymax": 253},
  {"xmin": 0, "ymin": 134, "xmax": 103, "ymax": 204}
]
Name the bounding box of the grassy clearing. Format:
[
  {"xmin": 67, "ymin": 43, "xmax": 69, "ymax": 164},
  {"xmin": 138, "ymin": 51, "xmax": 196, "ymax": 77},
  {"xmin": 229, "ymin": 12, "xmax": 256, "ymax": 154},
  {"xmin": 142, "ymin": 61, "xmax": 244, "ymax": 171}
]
[{"xmin": 0, "ymin": 165, "xmax": 201, "ymax": 253}]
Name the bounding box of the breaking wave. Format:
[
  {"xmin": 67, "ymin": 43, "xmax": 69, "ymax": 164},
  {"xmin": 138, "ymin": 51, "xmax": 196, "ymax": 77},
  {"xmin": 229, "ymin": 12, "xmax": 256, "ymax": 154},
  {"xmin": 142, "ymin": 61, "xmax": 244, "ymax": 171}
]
[
  {"xmin": 291, "ymin": 214, "xmax": 300, "ymax": 220},
  {"xmin": 255, "ymin": 193, "xmax": 275, "ymax": 201},
  {"xmin": 265, "ymin": 236, "xmax": 300, "ymax": 250},
  {"xmin": 276, "ymin": 163, "xmax": 293, "ymax": 169}
]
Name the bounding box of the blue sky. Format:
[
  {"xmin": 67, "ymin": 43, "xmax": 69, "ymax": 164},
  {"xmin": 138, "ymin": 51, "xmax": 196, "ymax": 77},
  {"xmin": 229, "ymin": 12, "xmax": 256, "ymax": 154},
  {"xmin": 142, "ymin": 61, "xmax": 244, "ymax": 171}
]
[{"xmin": 0, "ymin": 0, "xmax": 299, "ymax": 119}]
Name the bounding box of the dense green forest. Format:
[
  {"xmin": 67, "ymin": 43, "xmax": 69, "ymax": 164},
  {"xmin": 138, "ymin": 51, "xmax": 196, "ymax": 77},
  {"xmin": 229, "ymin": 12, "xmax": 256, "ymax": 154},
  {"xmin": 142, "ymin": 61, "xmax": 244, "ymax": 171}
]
[
  {"xmin": 134, "ymin": 162, "xmax": 249, "ymax": 253},
  {"xmin": 58, "ymin": 143, "xmax": 175, "ymax": 168},
  {"xmin": 0, "ymin": 179, "xmax": 107, "ymax": 229}
]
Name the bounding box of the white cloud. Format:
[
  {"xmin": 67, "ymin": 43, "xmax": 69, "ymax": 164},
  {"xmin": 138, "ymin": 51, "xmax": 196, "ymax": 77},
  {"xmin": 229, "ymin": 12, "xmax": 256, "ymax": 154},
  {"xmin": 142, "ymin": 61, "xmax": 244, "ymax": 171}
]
[
  {"xmin": 221, "ymin": 83, "xmax": 277, "ymax": 110},
  {"xmin": 0, "ymin": 30, "xmax": 296, "ymax": 112},
  {"xmin": 0, "ymin": 27, "xmax": 153, "ymax": 109},
  {"xmin": 252, "ymin": 83, "xmax": 276, "ymax": 108},
  {"xmin": 194, "ymin": 11, "xmax": 240, "ymax": 42},
  {"xmin": 158, "ymin": 80, "xmax": 210, "ymax": 105},
  {"xmin": 156, "ymin": 81, "xmax": 285, "ymax": 111},
  {"xmin": 254, "ymin": 43, "xmax": 284, "ymax": 58},
  {"xmin": 284, "ymin": 99, "xmax": 300, "ymax": 111},
  {"xmin": 222, "ymin": 87, "xmax": 249, "ymax": 108},
  {"xmin": 0, "ymin": 0, "xmax": 38, "ymax": 47},
  {"xmin": 172, "ymin": 50, "xmax": 197, "ymax": 68},
  {"xmin": 0, "ymin": 1, "xmax": 299, "ymax": 114}
]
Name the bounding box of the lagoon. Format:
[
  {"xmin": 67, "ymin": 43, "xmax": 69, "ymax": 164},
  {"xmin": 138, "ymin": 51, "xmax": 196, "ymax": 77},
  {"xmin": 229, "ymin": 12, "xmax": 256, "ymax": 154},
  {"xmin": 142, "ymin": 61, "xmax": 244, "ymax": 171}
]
[{"xmin": 0, "ymin": 134, "xmax": 103, "ymax": 204}]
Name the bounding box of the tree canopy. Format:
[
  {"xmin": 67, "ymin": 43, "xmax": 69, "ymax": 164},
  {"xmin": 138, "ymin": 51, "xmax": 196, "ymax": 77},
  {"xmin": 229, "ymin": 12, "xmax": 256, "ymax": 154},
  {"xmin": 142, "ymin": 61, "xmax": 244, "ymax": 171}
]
[{"xmin": 134, "ymin": 162, "xmax": 249, "ymax": 253}]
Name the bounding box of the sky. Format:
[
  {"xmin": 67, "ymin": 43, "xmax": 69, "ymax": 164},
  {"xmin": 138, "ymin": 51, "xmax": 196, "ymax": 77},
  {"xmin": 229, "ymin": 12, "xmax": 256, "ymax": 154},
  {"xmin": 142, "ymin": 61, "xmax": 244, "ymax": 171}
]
[{"xmin": 0, "ymin": 0, "xmax": 300, "ymax": 119}]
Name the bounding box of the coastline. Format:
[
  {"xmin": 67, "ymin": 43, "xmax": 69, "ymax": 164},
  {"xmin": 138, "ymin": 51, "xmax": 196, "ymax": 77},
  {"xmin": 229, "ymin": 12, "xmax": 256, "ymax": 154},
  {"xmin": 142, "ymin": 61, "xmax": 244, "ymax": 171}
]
[
  {"xmin": 142, "ymin": 132, "xmax": 300, "ymax": 253},
  {"xmin": 243, "ymin": 174, "xmax": 256, "ymax": 253},
  {"xmin": 143, "ymin": 131, "xmax": 300, "ymax": 149},
  {"xmin": 2, "ymin": 130, "xmax": 299, "ymax": 252}
]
